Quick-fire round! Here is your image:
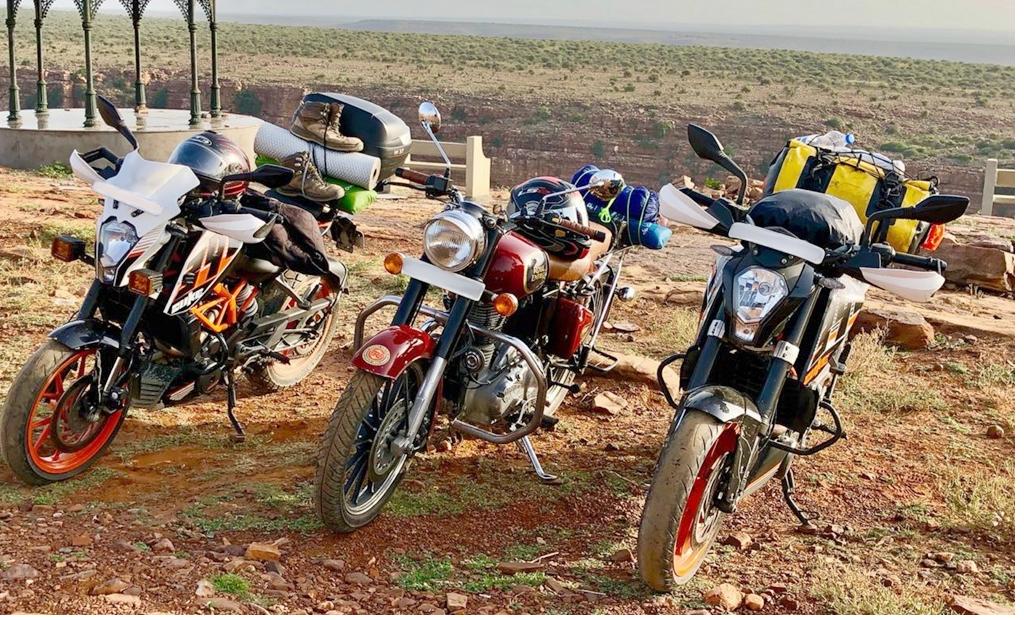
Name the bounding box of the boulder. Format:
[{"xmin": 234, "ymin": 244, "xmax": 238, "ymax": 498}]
[
  {"xmin": 743, "ymin": 593, "xmax": 765, "ymax": 611},
  {"xmin": 926, "ymin": 240, "xmax": 1014, "ymax": 293},
  {"xmin": 445, "ymin": 592, "xmax": 468, "ymax": 611},
  {"xmin": 854, "ymin": 308, "xmax": 934, "ymax": 350}
]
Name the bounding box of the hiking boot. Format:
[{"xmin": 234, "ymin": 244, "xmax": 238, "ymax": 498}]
[
  {"xmin": 290, "ymin": 101, "xmax": 363, "ymax": 152},
  {"xmin": 278, "ymin": 151, "xmax": 345, "ymax": 203}
]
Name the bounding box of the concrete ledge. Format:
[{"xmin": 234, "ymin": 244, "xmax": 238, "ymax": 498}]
[{"xmin": 0, "ymin": 109, "xmax": 262, "ymax": 169}]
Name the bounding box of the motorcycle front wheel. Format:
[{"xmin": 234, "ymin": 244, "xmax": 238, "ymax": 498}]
[
  {"xmin": 636, "ymin": 411, "xmax": 739, "ymax": 591},
  {"xmin": 314, "ymin": 365, "xmax": 424, "ymax": 532},
  {"xmin": 0, "ymin": 341, "xmax": 126, "ymax": 485}
]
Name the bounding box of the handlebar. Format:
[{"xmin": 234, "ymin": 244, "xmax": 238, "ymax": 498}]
[
  {"xmin": 394, "ymin": 167, "xmax": 430, "ymax": 185},
  {"xmin": 891, "ymin": 251, "xmax": 945, "ymax": 273},
  {"xmin": 550, "ymin": 216, "xmax": 608, "ymax": 243}
]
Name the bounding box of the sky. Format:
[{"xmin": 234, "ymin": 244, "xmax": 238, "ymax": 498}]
[{"xmin": 48, "ymin": 0, "xmax": 1013, "ymax": 34}]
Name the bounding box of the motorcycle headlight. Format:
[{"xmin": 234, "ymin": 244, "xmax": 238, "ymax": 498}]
[
  {"xmin": 732, "ymin": 267, "xmax": 787, "ymax": 343},
  {"xmin": 97, "ymin": 220, "xmax": 139, "ymax": 284},
  {"xmin": 422, "ymin": 210, "xmax": 486, "ymax": 272}
]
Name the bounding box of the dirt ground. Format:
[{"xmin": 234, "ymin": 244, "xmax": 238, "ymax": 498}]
[{"xmin": 0, "ymin": 169, "xmax": 1014, "ymax": 614}]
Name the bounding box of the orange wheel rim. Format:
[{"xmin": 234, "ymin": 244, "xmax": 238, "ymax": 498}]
[
  {"xmin": 673, "ymin": 423, "xmax": 739, "ymax": 577},
  {"xmin": 25, "ymin": 349, "xmax": 123, "ymax": 475}
]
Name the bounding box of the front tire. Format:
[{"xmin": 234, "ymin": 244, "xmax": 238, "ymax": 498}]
[
  {"xmin": 637, "ymin": 411, "xmax": 739, "ymax": 591},
  {"xmin": 314, "ymin": 366, "xmax": 423, "ymax": 532},
  {"xmin": 1, "ymin": 341, "xmax": 126, "ymax": 485}
]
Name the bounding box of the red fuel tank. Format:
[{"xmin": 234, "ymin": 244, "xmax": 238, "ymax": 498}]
[{"xmin": 483, "ymin": 232, "xmax": 550, "ymax": 299}]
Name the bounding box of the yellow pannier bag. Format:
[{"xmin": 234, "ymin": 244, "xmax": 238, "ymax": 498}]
[{"xmin": 763, "ymin": 140, "xmax": 933, "ymax": 252}]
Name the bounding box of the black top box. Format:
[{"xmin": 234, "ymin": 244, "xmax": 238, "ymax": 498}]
[{"xmin": 303, "ymin": 92, "xmax": 411, "ymax": 180}]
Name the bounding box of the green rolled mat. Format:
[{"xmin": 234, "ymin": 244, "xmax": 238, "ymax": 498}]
[{"xmin": 255, "ymin": 155, "xmax": 378, "ymax": 215}]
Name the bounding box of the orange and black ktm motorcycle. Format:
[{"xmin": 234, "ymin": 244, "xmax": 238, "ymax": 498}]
[
  {"xmin": 635, "ymin": 124, "xmax": 969, "ymax": 590},
  {"xmin": 1, "ymin": 97, "xmax": 355, "ymax": 485}
]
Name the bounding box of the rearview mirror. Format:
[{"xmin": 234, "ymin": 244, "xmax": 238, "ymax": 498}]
[
  {"xmin": 97, "ymin": 94, "xmax": 138, "ymax": 149},
  {"xmin": 588, "ymin": 169, "xmax": 625, "ymax": 201},
  {"xmin": 223, "ymin": 164, "xmax": 294, "ymax": 191},
  {"xmin": 418, "ymin": 102, "xmax": 441, "ymax": 134},
  {"xmin": 687, "ymin": 124, "xmax": 726, "ymax": 162},
  {"xmin": 687, "ymin": 123, "xmax": 748, "ymax": 205},
  {"xmin": 905, "ymin": 194, "xmax": 970, "ymax": 224}
]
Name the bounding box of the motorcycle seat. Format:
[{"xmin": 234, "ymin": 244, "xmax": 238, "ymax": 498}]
[{"xmin": 547, "ymin": 232, "xmax": 612, "ymax": 282}]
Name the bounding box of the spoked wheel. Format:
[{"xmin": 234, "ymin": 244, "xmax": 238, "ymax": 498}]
[
  {"xmin": 249, "ymin": 274, "xmax": 340, "ymax": 390},
  {"xmin": 315, "ymin": 365, "xmax": 424, "ymax": 532},
  {"xmin": 637, "ymin": 411, "xmax": 739, "ymax": 591},
  {"xmin": 1, "ymin": 341, "xmax": 126, "ymax": 485}
]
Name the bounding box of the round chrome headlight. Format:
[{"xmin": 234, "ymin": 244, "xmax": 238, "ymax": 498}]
[{"xmin": 422, "ymin": 210, "xmax": 486, "ymax": 272}]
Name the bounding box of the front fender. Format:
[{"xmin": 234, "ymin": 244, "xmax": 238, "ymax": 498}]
[
  {"xmin": 50, "ymin": 319, "xmax": 121, "ymax": 351},
  {"xmin": 683, "ymin": 385, "xmax": 761, "ymax": 424},
  {"xmin": 351, "ymin": 324, "xmax": 435, "ymax": 380}
]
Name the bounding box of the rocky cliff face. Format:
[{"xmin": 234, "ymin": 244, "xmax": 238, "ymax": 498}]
[{"xmin": 2, "ymin": 70, "xmax": 987, "ymax": 208}]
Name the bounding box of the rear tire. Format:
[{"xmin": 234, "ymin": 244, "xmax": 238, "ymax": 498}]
[
  {"xmin": 637, "ymin": 411, "xmax": 738, "ymax": 591},
  {"xmin": 248, "ymin": 274, "xmax": 340, "ymax": 391}
]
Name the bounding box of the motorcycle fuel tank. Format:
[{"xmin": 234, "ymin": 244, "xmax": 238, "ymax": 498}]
[{"xmin": 483, "ymin": 232, "xmax": 549, "ymax": 299}]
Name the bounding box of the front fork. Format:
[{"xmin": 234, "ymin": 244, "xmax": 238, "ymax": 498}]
[{"xmin": 684, "ymin": 290, "xmax": 821, "ymax": 512}]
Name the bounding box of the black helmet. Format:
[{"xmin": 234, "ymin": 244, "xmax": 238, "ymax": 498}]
[
  {"xmin": 168, "ymin": 131, "xmax": 252, "ymax": 197},
  {"xmin": 507, "ymin": 177, "xmax": 593, "ymax": 259}
]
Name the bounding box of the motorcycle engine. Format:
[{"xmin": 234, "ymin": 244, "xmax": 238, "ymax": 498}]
[{"xmin": 461, "ymin": 341, "xmax": 539, "ymax": 427}]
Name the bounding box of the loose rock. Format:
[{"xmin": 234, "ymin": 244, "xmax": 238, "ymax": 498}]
[
  {"xmin": 496, "ymin": 561, "xmax": 545, "ymax": 575},
  {"xmin": 151, "ymin": 538, "xmax": 174, "ymax": 553},
  {"xmin": 2, "ymin": 564, "xmax": 39, "ymax": 582},
  {"xmin": 195, "ymin": 579, "xmax": 215, "ymax": 597},
  {"xmin": 204, "ymin": 597, "xmax": 245, "ymax": 613},
  {"xmin": 244, "ymin": 542, "xmax": 281, "ymax": 561},
  {"xmin": 743, "ymin": 593, "xmax": 765, "ymax": 611},
  {"xmin": 344, "ymin": 572, "xmax": 373, "ymax": 585},
  {"xmin": 703, "ymin": 583, "xmax": 743, "ymax": 611},
  {"xmin": 322, "ymin": 559, "xmax": 346, "ymax": 572},
  {"xmin": 91, "ymin": 577, "xmax": 130, "ymax": 595},
  {"xmin": 723, "ymin": 532, "xmax": 753, "ymax": 550},
  {"xmin": 946, "ymin": 594, "xmax": 1013, "ymax": 615},
  {"xmin": 70, "ymin": 533, "xmax": 93, "ymax": 547},
  {"xmin": 446, "ymin": 592, "xmax": 468, "ymax": 611},
  {"xmin": 854, "ymin": 308, "xmax": 934, "ymax": 350},
  {"xmin": 592, "ymin": 391, "xmax": 627, "ymax": 416},
  {"xmin": 986, "ymin": 425, "xmax": 1005, "ymax": 439},
  {"xmin": 609, "ymin": 548, "xmax": 635, "ymax": 563}
]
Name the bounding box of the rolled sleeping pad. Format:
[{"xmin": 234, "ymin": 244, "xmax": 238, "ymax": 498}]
[
  {"xmin": 254, "ymin": 122, "xmax": 382, "ymax": 190},
  {"xmin": 586, "ymin": 205, "xmax": 672, "ymax": 250},
  {"xmin": 255, "ymin": 154, "xmax": 377, "ymax": 215}
]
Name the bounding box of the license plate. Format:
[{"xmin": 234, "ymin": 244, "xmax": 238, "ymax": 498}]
[{"xmin": 401, "ymin": 257, "xmax": 485, "ymax": 301}]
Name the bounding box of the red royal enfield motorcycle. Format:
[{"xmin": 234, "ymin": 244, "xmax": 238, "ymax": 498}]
[{"xmin": 314, "ymin": 102, "xmax": 636, "ymax": 531}]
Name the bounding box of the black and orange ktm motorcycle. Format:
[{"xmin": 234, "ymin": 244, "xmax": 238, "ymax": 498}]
[
  {"xmin": 635, "ymin": 124, "xmax": 969, "ymax": 590},
  {"xmin": 1, "ymin": 97, "xmax": 355, "ymax": 485}
]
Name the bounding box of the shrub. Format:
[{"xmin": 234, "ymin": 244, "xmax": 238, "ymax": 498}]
[{"xmin": 233, "ymin": 90, "xmax": 262, "ymax": 117}]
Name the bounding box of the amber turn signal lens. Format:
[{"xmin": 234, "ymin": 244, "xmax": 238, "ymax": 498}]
[
  {"xmin": 493, "ymin": 293, "xmax": 519, "ymax": 317},
  {"xmin": 918, "ymin": 223, "xmax": 945, "ymax": 252},
  {"xmin": 383, "ymin": 253, "xmax": 404, "ymax": 275},
  {"xmin": 128, "ymin": 269, "xmax": 163, "ymax": 297},
  {"xmin": 51, "ymin": 235, "xmax": 85, "ymax": 262}
]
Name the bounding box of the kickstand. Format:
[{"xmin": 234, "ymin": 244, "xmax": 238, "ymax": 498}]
[
  {"xmin": 516, "ymin": 436, "xmax": 560, "ymax": 485},
  {"xmin": 225, "ymin": 371, "xmax": 246, "ymax": 443},
  {"xmin": 781, "ymin": 469, "xmax": 818, "ymax": 525}
]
